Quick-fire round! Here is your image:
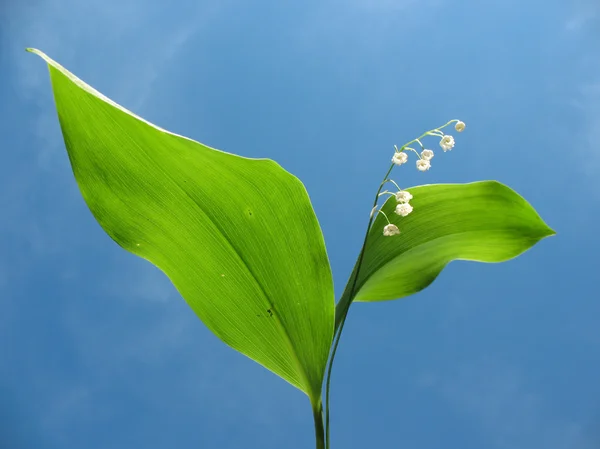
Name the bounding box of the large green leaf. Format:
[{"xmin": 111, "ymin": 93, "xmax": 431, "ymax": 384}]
[
  {"xmin": 336, "ymin": 181, "xmax": 554, "ymax": 328},
  {"xmin": 29, "ymin": 49, "xmax": 334, "ymax": 401}
]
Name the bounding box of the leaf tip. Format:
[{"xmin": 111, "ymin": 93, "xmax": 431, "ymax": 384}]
[{"xmin": 26, "ymin": 48, "xmax": 49, "ymax": 61}]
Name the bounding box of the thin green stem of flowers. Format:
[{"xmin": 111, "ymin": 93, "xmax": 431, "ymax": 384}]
[
  {"xmin": 323, "ymin": 121, "xmax": 456, "ymax": 449},
  {"xmin": 406, "ymin": 147, "xmax": 421, "ymax": 158},
  {"xmin": 402, "ymin": 120, "xmax": 454, "ymax": 147},
  {"xmin": 387, "ymin": 179, "xmax": 402, "ymax": 191},
  {"xmin": 324, "ymin": 161, "xmax": 394, "ymax": 449},
  {"xmin": 377, "ymin": 209, "xmax": 392, "ymax": 224}
]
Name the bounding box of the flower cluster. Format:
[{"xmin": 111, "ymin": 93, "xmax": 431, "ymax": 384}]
[{"xmin": 374, "ymin": 119, "xmax": 466, "ymax": 236}]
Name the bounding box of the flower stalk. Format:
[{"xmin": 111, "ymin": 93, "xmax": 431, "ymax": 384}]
[{"xmin": 322, "ymin": 119, "xmax": 465, "ymax": 449}]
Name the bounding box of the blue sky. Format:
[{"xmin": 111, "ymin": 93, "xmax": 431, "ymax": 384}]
[{"xmin": 1, "ymin": 0, "xmax": 599, "ymax": 448}]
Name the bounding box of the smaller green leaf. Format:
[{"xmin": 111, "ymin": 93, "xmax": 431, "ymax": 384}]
[{"xmin": 336, "ymin": 181, "xmax": 554, "ymax": 328}]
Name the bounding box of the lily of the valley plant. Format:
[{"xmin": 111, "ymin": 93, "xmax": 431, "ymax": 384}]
[{"xmin": 28, "ymin": 48, "xmax": 554, "ymax": 449}]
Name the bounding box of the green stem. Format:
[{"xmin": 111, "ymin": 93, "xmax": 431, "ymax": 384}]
[
  {"xmin": 323, "ymin": 121, "xmax": 455, "ymax": 449},
  {"xmin": 323, "ymin": 162, "xmax": 395, "ymax": 449},
  {"xmin": 313, "ymin": 401, "xmax": 325, "ymax": 449}
]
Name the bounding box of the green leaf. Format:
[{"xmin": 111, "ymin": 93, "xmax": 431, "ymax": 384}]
[
  {"xmin": 336, "ymin": 181, "xmax": 554, "ymax": 328},
  {"xmin": 28, "ymin": 48, "xmax": 334, "ymax": 401}
]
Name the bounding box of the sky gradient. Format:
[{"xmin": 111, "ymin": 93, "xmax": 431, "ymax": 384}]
[{"xmin": 1, "ymin": 0, "xmax": 599, "ymax": 448}]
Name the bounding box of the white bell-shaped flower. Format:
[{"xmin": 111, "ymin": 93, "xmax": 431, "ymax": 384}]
[
  {"xmin": 421, "ymin": 149, "xmax": 434, "ymax": 160},
  {"xmin": 395, "ymin": 203, "xmax": 413, "ymax": 217},
  {"xmin": 455, "ymin": 121, "xmax": 466, "ymax": 132},
  {"xmin": 392, "ymin": 151, "xmax": 408, "ymax": 166},
  {"xmin": 416, "ymin": 159, "xmax": 431, "ymax": 171},
  {"xmin": 439, "ymin": 135, "xmax": 455, "ymax": 152},
  {"xmin": 383, "ymin": 223, "xmax": 400, "ymax": 236},
  {"xmin": 395, "ymin": 190, "xmax": 413, "ymax": 203}
]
